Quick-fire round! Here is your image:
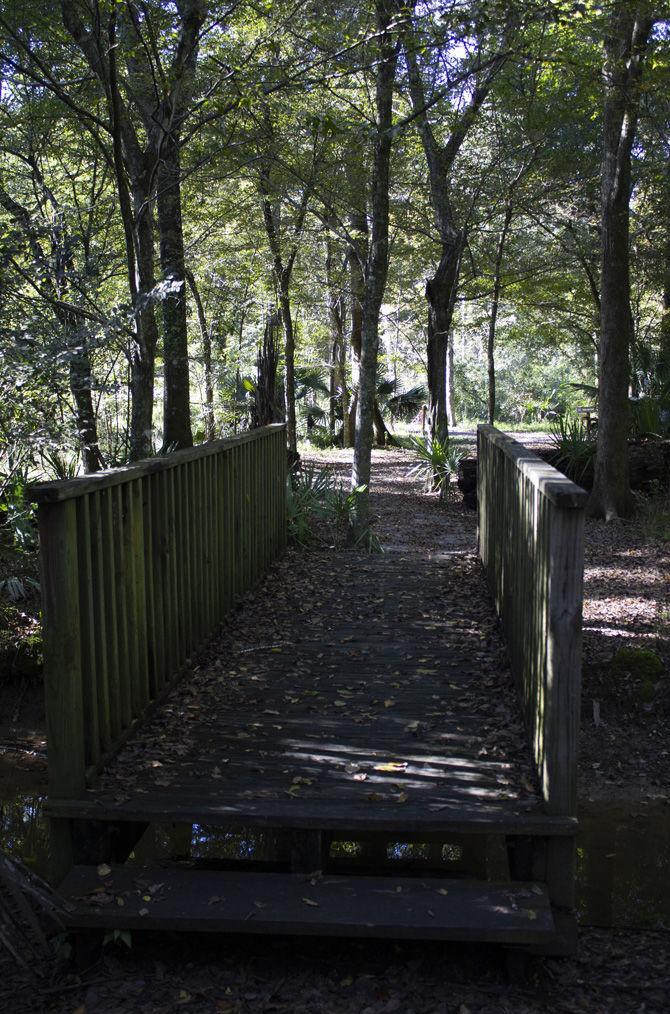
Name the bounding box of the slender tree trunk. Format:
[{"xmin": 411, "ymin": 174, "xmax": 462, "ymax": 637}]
[
  {"xmin": 589, "ymin": 10, "xmax": 652, "ymax": 520},
  {"xmin": 325, "ymin": 226, "xmax": 351, "ymax": 445},
  {"xmin": 157, "ymin": 137, "xmax": 193, "ymax": 450},
  {"xmin": 186, "ymin": 269, "xmax": 215, "ymax": 441},
  {"xmin": 329, "ymin": 344, "xmax": 336, "ymax": 435},
  {"xmin": 67, "ymin": 333, "xmax": 105, "ymax": 473},
  {"xmin": 278, "ymin": 283, "xmax": 297, "ymax": 455},
  {"xmin": 346, "ymin": 212, "xmax": 367, "ymax": 449},
  {"xmin": 446, "ymin": 332, "xmax": 456, "ymax": 428},
  {"xmin": 487, "ymin": 201, "xmax": 513, "ymax": 425},
  {"xmin": 661, "ymin": 161, "xmax": 670, "ymax": 371},
  {"xmin": 350, "ymin": 0, "xmax": 399, "ymax": 537},
  {"xmin": 425, "ymin": 233, "xmax": 463, "ymax": 440},
  {"xmin": 129, "ymin": 192, "xmax": 160, "ymax": 461}
]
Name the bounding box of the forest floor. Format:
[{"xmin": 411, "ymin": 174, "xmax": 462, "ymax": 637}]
[{"xmin": 0, "ymin": 443, "xmax": 669, "ymax": 1012}]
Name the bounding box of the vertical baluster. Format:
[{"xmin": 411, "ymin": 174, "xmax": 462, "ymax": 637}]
[
  {"xmin": 193, "ymin": 458, "xmax": 204, "ymax": 639},
  {"xmin": 232, "ymin": 445, "xmax": 241, "ymax": 600},
  {"xmin": 226, "ymin": 447, "xmax": 237, "ymax": 605},
  {"xmin": 89, "ymin": 491, "xmax": 111, "ymax": 753},
  {"xmin": 101, "ymin": 487, "xmax": 121, "ymax": 740},
  {"xmin": 177, "ymin": 463, "xmax": 191, "ymax": 657},
  {"xmin": 114, "ymin": 484, "xmax": 131, "ymax": 729},
  {"xmin": 130, "ymin": 478, "xmax": 149, "ymax": 711},
  {"xmin": 165, "ymin": 468, "xmax": 181, "ymax": 669},
  {"xmin": 75, "ymin": 496, "xmax": 99, "ymax": 769},
  {"xmin": 148, "ymin": 473, "xmax": 166, "ymax": 693},
  {"xmin": 210, "ymin": 453, "xmax": 220, "ymax": 624},
  {"xmin": 39, "ymin": 499, "xmax": 85, "ymax": 797},
  {"xmin": 203, "ymin": 456, "xmax": 213, "ymax": 631}
]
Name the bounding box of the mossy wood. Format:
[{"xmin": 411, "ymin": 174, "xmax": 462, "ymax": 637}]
[
  {"xmin": 477, "ymin": 424, "xmax": 586, "ymax": 817},
  {"xmin": 32, "ymin": 425, "xmax": 287, "ymax": 799}
]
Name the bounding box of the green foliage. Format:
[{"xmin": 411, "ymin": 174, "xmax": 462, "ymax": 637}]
[
  {"xmin": 306, "ymin": 425, "xmax": 341, "ymax": 450},
  {"xmin": 631, "ymin": 397, "xmax": 668, "ymax": 440},
  {"xmin": 286, "ymin": 463, "xmax": 377, "ymax": 549},
  {"xmin": 408, "ymin": 435, "xmax": 463, "ymax": 499},
  {"xmin": 103, "ymin": 929, "xmax": 132, "ymax": 949},
  {"xmin": 549, "ymin": 413, "xmax": 596, "ymax": 485},
  {"xmin": 635, "ymin": 483, "xmax": 670, "ymax": 543},
  {"xmin": 286, "ymin": 463, "xmax": 335, "ymax": 546}
]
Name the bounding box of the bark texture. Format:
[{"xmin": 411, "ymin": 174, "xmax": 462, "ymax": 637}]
[
  {"xmin": 589, "ymin": 8, "xmax": 652, "ymax": 520},
  {"xmin": 350, "ymin": 0, "xmax": 399, "ymax": 537}
]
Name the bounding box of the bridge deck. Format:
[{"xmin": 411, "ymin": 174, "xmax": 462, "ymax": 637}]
[{"xmin": 50, "ymin": 455, "xmax": 547, "ymax": 835}]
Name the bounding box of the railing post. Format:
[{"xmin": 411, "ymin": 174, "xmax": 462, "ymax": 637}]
[{"xmin": 38, "ymin": 500, "xmax": 86, "ymax": 796}]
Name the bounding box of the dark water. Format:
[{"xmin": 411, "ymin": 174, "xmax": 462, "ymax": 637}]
[{"xmin": 1, "ymin": 785, "xmax": 668, "ymax": 930}]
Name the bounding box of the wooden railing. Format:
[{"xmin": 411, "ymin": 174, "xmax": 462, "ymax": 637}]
[
  {"xmin": 31, "ymin": 424, "xmax": 286, "ymax": 799},
  {"xmin": 477, "ymin": 425, "xmax": 586, "ymax": 816}
]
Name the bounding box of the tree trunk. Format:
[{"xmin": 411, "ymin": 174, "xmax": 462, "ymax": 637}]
[
  {"xmin": 661, "ymin": 160, "xmax": 670, "ymax": 372},
  {"xmin": 278, "ymin": 283, "xmax": 297, "ymax": 455},
  {"xmin": 425, "ymin": 233, "xmax": 463, "ymax": 440},
  {"xmin": 446, "ymin": 332, "xmax": 456, "ymax": 428},
  {"xmin": 325, "ymin": 226, "xmax": 350, "ymax": 445},
  {"xmin": 68, "ymin": 334, "xmax": 105, "ymax": 473},
  {"xmin": 157, "ymin": 137, "xmax": 193, "ymax": 451},
  {"xmin": 346, "ymin": 211, "xmax": 367, "ymax": 449},
  {"xmin": 129, "ymin": 191, "xmax": 159, "ymax": 461},
  {"xmin": 487, "ymin": 201, "xmax": 513, "ymax": 425},
  {"xmin": 589, "ymin": 10, "xmax": 652, "ymax": 520},
  {"xmin": 350, "ymin": 0, "xmax": 399, "ymax": 538},
  {"xmin": 186, "ymin": 269, "xmax": 215, "ymax": 441}
]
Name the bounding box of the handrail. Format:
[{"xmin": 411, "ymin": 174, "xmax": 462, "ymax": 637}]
[
  {"xmin": 30, "ymin": 424, "xmax": 286, "ymax": 503},
  {"xmin": 477, "ymin": 424, "xmax": 585, "ymax": 817},
  {"xmin": 34, "ymin": 424, "xmax": 287, "ymax": 799}
]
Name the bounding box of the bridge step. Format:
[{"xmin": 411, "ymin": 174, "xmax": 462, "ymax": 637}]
[
  {"xmin": 59, "ymin": 866, "xmax": 556, "ymax": 944},
  {"xmin": 46, "ymin": 796, "xmax": 577, "ymax": 836}
]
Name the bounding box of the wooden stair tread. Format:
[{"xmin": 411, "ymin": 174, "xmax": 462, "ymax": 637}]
[
  {"xmin": 46, "ymin": 795, "xmax": 577, "ymax": 835},
  {"xmin": 59, "ymin": 866, "xmax": 556, "ymax": 943}
]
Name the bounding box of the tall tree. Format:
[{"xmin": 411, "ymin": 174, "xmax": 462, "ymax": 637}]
[
  {"xmin": 589, "ymin": 5, "xmax": 653, "ymax": 520},
  {"xmin": 350, "ymin": 0, "xmax": 399, "ymax": 538},
  {"xmin": 403, "ymin": 7, "xmax": 508, "ymax": 439}
]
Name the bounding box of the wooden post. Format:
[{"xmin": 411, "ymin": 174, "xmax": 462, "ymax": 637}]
[{"xmin": 39, "ymin": 500, "xmax": 85, "ymax": 797}]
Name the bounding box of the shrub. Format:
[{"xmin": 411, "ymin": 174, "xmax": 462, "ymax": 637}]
[
  {"xmin": 549, "ymin": 413, "xmax": 596, "ymax": 485},
  {"xmin": 408, "ymin": 435, "xmax": 463, "ymax": 499}
]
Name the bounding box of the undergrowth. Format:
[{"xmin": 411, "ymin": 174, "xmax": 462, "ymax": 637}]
[{"xmin": 286, "ymin": 463, "xmax": 381, "ymax": 551}]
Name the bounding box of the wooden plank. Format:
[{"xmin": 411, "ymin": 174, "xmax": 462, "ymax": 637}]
[
  {"xmin": 114, "ymin": 484, "xmax": 131, "ymax": 730},
  {"xmin": 476, "ymin": 426, "xmax": 588, "ymax": 508},
  {"xmin": 100, "ymin": 488, "xmax": 121, "ymax": 741},
  {"xmin": 29, "ymin": 425, "xmax": 287, "ymax": 503},
  {"xmin": 59, "ymin": 867, "xmax": 555, "ymax": 944},
  {"xmin": 45, "ymin": 796, "xmax": 578, "ymax": 836},
  {"xmin": 38, "ymin": 499, "xmax": 85, "ymax": 797},
  {"xmin": 477, "ymin": 424, "xmax": 584, "ymax": 822},
  {"xmin": 164, "ymin": 469, "xmax": 180, "ymax": 674},
  {"xmin": 89, "ymin": 492, "xmax": 112, "ymax": 752},
  {"xmin": 543, "ymin": 504, "xmax": 584, "ymax": 815},
  {"xmin": 131, "ymin": 479, "xmax": 150, "ymax": 711},
  {"xmin": 146, "ymin": 474, "xmax": 165, "ymax": 695},
  {"xmin": 75, "ymin": 496, "xmax": 99, "ymax": 769},
  {"xmin": 211, "ymin": 453, "xmax": 221, "ymax": 623}
]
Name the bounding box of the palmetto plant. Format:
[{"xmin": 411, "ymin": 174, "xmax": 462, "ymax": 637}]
[
  {"xmin": 549, "ymin": 413, "xmax": 596, "ymax": 484},
  {"xmin": 408, "ymin": 435, "xmax": 463, "ymax": 499}
]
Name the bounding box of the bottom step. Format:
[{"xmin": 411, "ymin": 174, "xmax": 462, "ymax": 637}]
[{"xmin": 59, "ymin": 866, "xmax": 555, "ymax": 944}]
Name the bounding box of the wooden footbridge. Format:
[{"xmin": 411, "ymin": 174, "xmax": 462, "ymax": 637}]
[{"xmin": 31, "ymin": 425, "xmax": 586, "ymax": 955}]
